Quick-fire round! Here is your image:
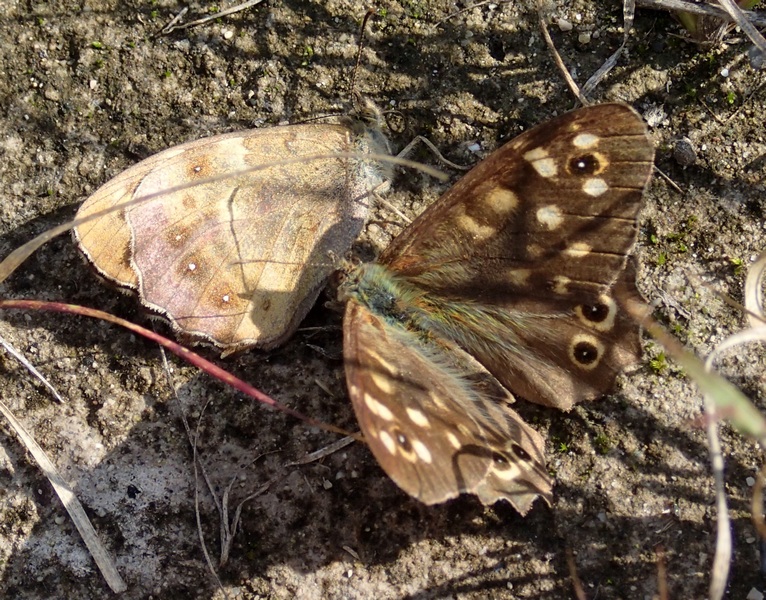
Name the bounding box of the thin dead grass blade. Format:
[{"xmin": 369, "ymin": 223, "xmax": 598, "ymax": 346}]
[
  {"xmin": 161, "ymin": 0, "xmax": 266, "ymax": 35},
  {"xmin": 745, "ymin": 248, "xmax": 766, "ymax": 328},
  {"xmin": 537, "ymin": 0, "xmax": 640, "ymax": 101},
  {"xmin": 636, "ymin": 0, "xmax": 766, "ymax": 26},
  {"xmin": 718, "ymin": 0, "xmax": 766, "ymax": 57},
  {"xmin": 638, "ymin": 0, "xmax": 766, "ymax": 52},
  {"xmin": 582, "ymin": 0, "xmax": 637, "ymax": 97},
  {"xmin": 0, "ymin": 334, "xmax": 63, "ymax": 403},
  {"xmin": 0, "ymin": 399, "xmax": 127, "ymax": 593},
  {"xmin": 537, "ymin": 0, "xmax": 586, "ymax": 104}
]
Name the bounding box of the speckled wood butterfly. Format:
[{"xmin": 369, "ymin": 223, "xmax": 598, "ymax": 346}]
[{"xmin": 340, "ymin": 103, "xmax": 654, "ymax": 513}]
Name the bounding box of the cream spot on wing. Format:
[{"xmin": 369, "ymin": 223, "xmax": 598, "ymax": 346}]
[
  {"xmin": 493, "ymin": 461, "xmax": 522, "ymax": 481},
  {"xmin": 531, "ymin": 158, "xmax": 557, "ymax": 178},
  {"xmin": 552, "ymin": 275, "xmax": 571, "ymax": 294},
  {"xmin": 406, "ymin": 407, "xmax": 430, "ymax": 428},
  {"xmin": 366, "ymin": 349, "xmax": 397, "ymax": 376},
  {"xmin": 573, "ymin": 133, "xmax": 600, "ymax": 149},
  {"xmin": 507, "ymin": 269, "xmax": 531, "ymax": 285},
  {"xmin": 222, "ymin": 294, "xmax": 230, "ymax": 303},
  {"xmin": 536, "ymin": 205, "xmax": 563, "ymax": 230},
  {"xmin": 597, "ymin": 295, "xmax": 618, "ymax": 329},
  {"xmin": 412, "ymin": 439, "xmax": 433, "ymax": 464},
  {"xmin": 429, "ymin": 391, "xmax": 447, "ymax": 410},
  {"xmin": 526, "ymin": 243, "xmax": 544, "ymax": 259},
  {"xmin": 457, "ymin": 423, "xmax": 473, "ymax": 438},
  {"xmin": 563, "ymin": 242, "xmax": 591, "ymax": 258},
  {"xmin": 583, "ymin": 177, "xmax": 608, "ymax": 197},
  {"xmin": 188, "ymin": 262, "xmax": 197, "ymax": 272},
  {"xmin": 483, "ymin": 187, "xmax": 519, "ymax": 215},
  {"xmin": 524, "ymin": 146, "xmax": 557, "ymax": 177},
  {"xmin": 524, "ymin": 147, "xmax": 548, "ymax": 161},
  {"xmin": 370, "ymin": 370, "xmax": 395, "ymax": 395},
  {"xmin": 456, "ymin": 214, "xmax": 496, "ymax": 241},
  {"xmin": 379, "ymin": 430, "xmax": 397, "ymax": 454},
  {"xmin": 363, "ymin": 394, "xmax": 395, "ymax": 421},
  {"xmin": 446, "ymin": 431, "xmax": 461, "ymax": 449}
]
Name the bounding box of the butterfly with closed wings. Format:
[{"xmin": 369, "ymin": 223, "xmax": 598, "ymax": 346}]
[
  {"xmin": 73, "ymin": 98, "xmax": 391, "ymax": 356},
  {"xmin": 340, "ymin": 103, "xmax": 654, "ymax": 514}
]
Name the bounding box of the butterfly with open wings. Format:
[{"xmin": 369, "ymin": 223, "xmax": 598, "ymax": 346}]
[{"xmin": 341, "ymin": 103, "xmax": 654, "ymax": 514}]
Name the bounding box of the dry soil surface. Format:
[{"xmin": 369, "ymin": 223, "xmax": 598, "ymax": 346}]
[{"xmin": 1, "ymin": 1, "xmax": 765, "ymax": 599}]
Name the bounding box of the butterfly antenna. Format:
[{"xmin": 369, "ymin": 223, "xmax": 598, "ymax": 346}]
[{"xmin": 350, "ymin": 8, "xmax": 376, "ymax": 100}]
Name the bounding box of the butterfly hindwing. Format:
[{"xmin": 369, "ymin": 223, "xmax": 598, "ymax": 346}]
[
  {"xmin": 343, "ymin": 300, "xmax": 552, "ymax": 513},
  {"xmin": 75, "ymin": 121, "xmax": 390, "ymax": 354}
]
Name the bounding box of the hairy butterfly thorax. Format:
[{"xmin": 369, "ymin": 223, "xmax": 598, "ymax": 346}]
[{"xmin": 340, "ymin": 103, "xmax": 654, "ymax": 512}]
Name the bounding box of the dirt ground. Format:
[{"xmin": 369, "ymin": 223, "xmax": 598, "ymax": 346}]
[{"xmin": 1, "ymin": 1, "xmax": 765, "ymax": 598}]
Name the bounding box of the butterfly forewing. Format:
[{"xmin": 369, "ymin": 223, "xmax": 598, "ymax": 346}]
[
  {"xmin": 343, "ymin": 300, "xmax": 552, "ymax": 512},
  {"xmin": 382, "ymin": 104, "xmax": 650, "ymax": 293},
  {"xmin": 375, "ymin": 103, "xmax": 654, "ymax": 409}
]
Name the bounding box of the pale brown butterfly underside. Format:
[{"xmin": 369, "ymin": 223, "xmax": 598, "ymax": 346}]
[
  {"xmin": 74, "ymin": 115, "xmax": 390, "ymax": 355},
  {"xmin": 341, "ymin": 103, "xmax": 654, "ymax": 513}
]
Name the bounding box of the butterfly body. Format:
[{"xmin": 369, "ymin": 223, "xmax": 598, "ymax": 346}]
[
  {"xmin": 341, "ymin": 103, "xmax": 654, "ymax": 511},
  {"xmin": 74, "ymin": 117, "xmax": 391, "ymax": 354}
]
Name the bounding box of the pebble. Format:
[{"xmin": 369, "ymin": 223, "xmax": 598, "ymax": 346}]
[
  {"xmin": 673, "ymin": 137, "xmax": 697, "ymax": 167},
  {"xmin": 557, "ymin": 18, "xmax": 573, "ymax": 32},
  {"xmin": 467, "ymin": 142, "xmax": 482, "ymax": 154}
]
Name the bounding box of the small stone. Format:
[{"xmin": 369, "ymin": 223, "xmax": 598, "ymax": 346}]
[
  {"xmin": 643, "ymin": 104, "xmax": 668, "ymax": 128},
  {"xmin": 557, "ymin": 18, "xmax": 573, "ymax": 32},
  {"xmin": 749, "ymin": 46, "xmax": 765, "ymax": 70},
  {"xmin": 720, "ymin": 67, "xmax": 729, "ymax": 77},
  {"xmin": 467, "ymin": 142, "xmax": 482, "ymax": 153},
  {"xmin": 578, "ymin": 32, "xmax": 591, "ymax": 44},
  {"xmin": 43, "ymin": 87, "xmax": 60, "ymax": 101},
  {"xmin": 673, "ymin": 137, "xmax": 697, "ymax": 167},
  {"xmin": 746, "ymin": 588, "xmax": 764, "ymax": 600}
]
